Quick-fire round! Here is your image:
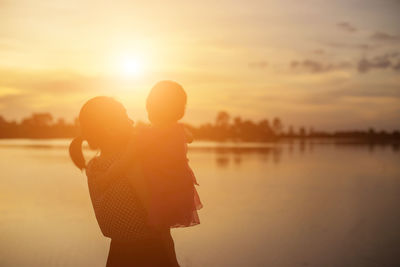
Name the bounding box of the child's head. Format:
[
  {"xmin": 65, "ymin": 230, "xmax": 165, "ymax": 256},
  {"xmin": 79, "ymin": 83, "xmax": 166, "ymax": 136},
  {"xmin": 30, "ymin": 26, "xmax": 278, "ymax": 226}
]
[{"xmin": 146, "ymin": 80, "xmax": 187, "ymax": 124}]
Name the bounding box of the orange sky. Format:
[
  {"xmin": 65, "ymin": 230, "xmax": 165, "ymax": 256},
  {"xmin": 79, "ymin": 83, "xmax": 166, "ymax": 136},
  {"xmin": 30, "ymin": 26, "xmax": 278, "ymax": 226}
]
[{"xmin": 0, "ymin": 0, "xmax": 399, "ymax": 130}]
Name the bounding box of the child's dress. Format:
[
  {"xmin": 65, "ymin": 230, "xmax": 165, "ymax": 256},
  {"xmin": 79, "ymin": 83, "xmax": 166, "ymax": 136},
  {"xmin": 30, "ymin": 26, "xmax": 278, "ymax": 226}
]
[{"xmin": 138, "ymin": 123, "xmax": 202, "ymax": 228}]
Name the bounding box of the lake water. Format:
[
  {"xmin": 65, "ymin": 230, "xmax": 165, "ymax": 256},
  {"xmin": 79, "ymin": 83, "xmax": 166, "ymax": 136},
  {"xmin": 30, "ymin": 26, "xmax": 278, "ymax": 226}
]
[{"xmin": 0, "ymin": 139, "xmax": 399, "ymax": 267}]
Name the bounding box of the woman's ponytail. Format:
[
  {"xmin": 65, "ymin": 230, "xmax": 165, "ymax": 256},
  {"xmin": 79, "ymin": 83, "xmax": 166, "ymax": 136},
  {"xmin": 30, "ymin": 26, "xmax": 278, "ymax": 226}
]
[{"xmin": 69, "ymin": 136, "xmax": 86, "ymax": 170}]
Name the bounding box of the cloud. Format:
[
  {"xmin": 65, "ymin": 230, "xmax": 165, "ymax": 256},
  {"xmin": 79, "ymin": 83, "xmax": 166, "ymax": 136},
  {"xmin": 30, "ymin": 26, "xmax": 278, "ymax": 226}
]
[
  {"xmin": 312, "ymin": 49, "xmax": 325, "ymax": 55},
  {"xmin": 248, "ymin": 61, "xmax": 268, "ymax": 69},
  {"xmin": 0, "ymin": 92, "xmax": 41, "ymax": 119},
  {"xmin": 0, "ymin": 93, "xmax": 33, "ymax": 107},
  {"xmin": 357, "ymin": 53, "xmax": 400, "ymax": 73},
  {"xmin": 300, "ymin": 83, "xmax": 400, "ymax": 107},
  {"xmin": 393, "ymin": 61, "xmax": 400, "ymax": 71},
  {"xmin": 370, "ymin": 31, "xmax": 400, "ymax": 42},
  {"xmin": 0, "ymin": 68, "xmax": 119, "ymax": 120},
  {"xmin": 290, "ymin": 52, "xmax": 400, "ymax": 74},
  {"xmin": 337, "ymin": 22, "xmax": 357, "ymax": 33},
  {"xmin": 357, "ymin": 58, "xmax": 388, "ymax": 73},
  {"xmin": 323, "ymin": 42, "xmax": 373, "ymax": 50},
  {"xmin": 0, "ymin": 68, "xmax": 111, "ymax": 95},
  {"xmin": 290, "ymin": 59, "xmax": 352, "ymax": 73}
]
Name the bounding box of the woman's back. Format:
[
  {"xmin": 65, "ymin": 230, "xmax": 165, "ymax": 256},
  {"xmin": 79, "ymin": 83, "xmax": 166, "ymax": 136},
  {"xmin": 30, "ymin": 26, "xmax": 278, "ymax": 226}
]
[{"xmin": 86, "ymin": 155, "xmax": 156, "ymax": 241}]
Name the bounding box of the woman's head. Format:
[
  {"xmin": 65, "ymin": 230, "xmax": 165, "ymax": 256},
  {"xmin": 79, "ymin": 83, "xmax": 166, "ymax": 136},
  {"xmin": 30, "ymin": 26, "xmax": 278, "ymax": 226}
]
[
  {"xmin": 146, "ymin": 80, "xmax": 187, "ymax": 124},
  {"xmin": 69, "ymin": 96, "xmax": 132, "ymax": 170}
]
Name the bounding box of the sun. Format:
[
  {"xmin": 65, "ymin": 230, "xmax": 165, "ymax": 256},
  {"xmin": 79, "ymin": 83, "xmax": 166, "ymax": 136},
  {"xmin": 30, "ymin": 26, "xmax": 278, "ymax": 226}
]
[{"xmin": 117, "ymin": 55, "xmax": 145, "ymax": 77}]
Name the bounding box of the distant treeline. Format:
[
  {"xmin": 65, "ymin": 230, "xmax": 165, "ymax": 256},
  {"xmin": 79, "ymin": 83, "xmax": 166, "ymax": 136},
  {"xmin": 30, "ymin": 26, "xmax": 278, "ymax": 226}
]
[
  {"xmin": 1, "ymin": 111, "xmax": 399, "ymax": 143},
  {"xmin": 0, "ymin": 113, "xmax": 79, "ymax": 139}
]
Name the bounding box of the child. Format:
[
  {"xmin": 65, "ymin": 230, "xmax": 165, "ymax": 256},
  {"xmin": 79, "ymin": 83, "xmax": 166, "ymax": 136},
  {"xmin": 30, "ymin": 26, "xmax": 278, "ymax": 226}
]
[{"xmin": 137, "ymin": 80, "xmax": 202, "ymax": 229}]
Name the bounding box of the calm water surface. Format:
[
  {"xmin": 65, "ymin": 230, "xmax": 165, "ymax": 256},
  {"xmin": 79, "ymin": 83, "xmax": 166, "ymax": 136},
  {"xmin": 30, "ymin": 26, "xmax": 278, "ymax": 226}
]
[{"xmin": 0, "ymin": 139, "xmax": 399, "ymax": 267}]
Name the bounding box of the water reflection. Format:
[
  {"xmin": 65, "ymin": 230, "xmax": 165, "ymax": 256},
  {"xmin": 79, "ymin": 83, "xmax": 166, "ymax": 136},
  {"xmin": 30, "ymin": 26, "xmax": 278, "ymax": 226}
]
[
  {"xmin": 1, "ymin": 139, "xmax": 400, "ymax": 267},
  {"xmin": 393, "ymin": 144, "xmax": 399, "ymax": 152},
  {"xmin": 187, "ymin": 141, "xmax": 400, "ymax": 169},
  {"xmin": 191, "ymin": 146, "xmax": 282, "ymax": 167},
  {"xmin": 233, "ymin": 155, "xmax": 242, "ymax": 165},
  {"xmin": 1, "ymin": 139, "xmax": 398, "ymax": 170},
  {"xmin": 216, "ymin": 156, "xmax": 230, "ymax": 168}
]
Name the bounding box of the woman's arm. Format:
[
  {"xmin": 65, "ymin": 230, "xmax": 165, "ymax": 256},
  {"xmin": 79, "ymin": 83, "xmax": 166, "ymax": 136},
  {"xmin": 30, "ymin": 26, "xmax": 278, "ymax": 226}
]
[
  {"xmin": 94, "ymin": 133, "xmax": 149, "ymax": 209},
  {"xmin": 94, "ymin": 134, "xmax": 138, "ymax": 189}
]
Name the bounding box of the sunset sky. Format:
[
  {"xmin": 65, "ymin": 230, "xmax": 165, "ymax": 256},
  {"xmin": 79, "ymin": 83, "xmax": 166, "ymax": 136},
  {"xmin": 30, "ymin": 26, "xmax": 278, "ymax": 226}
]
[{"xmin": 1, "ymin": 0, "xmax": 399, "ymax": 130}]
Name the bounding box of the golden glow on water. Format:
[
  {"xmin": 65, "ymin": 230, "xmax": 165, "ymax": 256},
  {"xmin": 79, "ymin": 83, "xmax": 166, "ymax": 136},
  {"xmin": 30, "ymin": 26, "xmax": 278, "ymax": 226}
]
[{"xmin": 0, "ymin": 140, "xmax": 399, "ymax": 266}]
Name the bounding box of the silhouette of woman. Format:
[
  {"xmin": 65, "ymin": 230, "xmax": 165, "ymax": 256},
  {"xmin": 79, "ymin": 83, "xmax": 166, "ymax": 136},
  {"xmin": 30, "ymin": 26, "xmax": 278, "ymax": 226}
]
[{"xmin": 69, "ymin": 96, "xmax": 179, "ymax": 267}]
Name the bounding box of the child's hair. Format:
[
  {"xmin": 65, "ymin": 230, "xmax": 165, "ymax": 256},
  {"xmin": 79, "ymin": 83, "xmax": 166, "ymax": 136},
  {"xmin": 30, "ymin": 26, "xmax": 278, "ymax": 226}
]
[
  {"xmin": 69, "ymin": 96, "xmax": 131, "ymax": 170},
  {"xmin": 146, "ymin": 80, "xmax": 187, "ymax": 124}
]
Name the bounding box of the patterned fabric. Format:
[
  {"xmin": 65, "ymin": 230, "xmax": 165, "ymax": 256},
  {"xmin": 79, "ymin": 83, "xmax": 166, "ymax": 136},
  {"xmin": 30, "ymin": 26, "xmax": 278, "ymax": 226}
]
[{"xmin": 86, "ymin": 154, "xmax": 156, "ymax": 241}]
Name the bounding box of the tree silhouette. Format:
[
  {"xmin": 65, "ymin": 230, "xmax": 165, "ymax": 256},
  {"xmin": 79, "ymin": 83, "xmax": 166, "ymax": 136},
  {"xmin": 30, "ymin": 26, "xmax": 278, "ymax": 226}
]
[
  {"xmin": 299, "ymin": 127, "xmax": 306, "ymax": 138},
  {"xmin": 287, "ymin": 125, "xmax": 294, "ymax": 137},
  {"xmin": 0, "ymin": 111, "xmax": 398, "ymax": 143},
  {"xmin": 212, "ymin": 111, "xmax": 231, "ymax": 141},
  {"xmin": 272, "ymin": 117, "xmax": 283, "ymax": 135},
  {"xmin": 215, "ymin": 111, "xmax": 230, "ymax": 128},
  {"xmin": 232, "ymin": 116, "xmax": 243, "ymax": 140}
]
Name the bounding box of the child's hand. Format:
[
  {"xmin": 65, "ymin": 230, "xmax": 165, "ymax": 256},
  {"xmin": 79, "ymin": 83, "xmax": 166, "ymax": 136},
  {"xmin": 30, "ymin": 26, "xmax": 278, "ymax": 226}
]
[{"xmin": 184, "ymin": 127, "xmax": 194, "ymax": 144}]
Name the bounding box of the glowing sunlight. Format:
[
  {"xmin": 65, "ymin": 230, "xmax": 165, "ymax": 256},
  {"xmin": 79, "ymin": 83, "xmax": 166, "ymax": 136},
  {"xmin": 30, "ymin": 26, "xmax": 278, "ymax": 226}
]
[
  {"xmin": 1, "ymin": 1, "xmax": 400, "ymax": 267},
  {"xmin": 116, "ymin": 54, "xmax": 146, "ymax": 78}
]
